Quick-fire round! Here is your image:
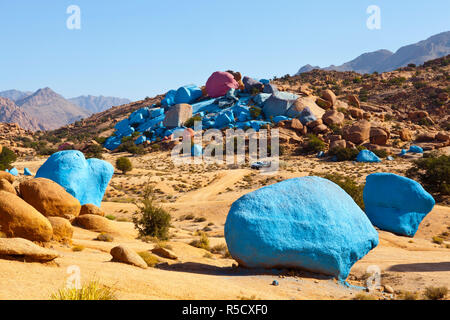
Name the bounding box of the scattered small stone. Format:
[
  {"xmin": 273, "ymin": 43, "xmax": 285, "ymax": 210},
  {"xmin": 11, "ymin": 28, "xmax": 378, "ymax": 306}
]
[{"xmin": 272, "ymin": 280, "xmax": 279, "ymax": 286}]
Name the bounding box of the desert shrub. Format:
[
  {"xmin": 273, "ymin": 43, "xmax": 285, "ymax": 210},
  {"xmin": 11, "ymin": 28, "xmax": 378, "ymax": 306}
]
[
  {"xmin": 115, "ymin": 157, "xmax": 132, "ymax": 174},
  {"xmin": 72, "ymin": 245, "xmax": 85, "ymax": 252},
  {"xmin": 328, "ymin": 124, "xmax": 343, "ymax": 135},
  {"xmin": 210, "ymin": 244, "xmax": 231, "ymax": 258},
  {"xmin": 328, "ymin": 147, "xmax": 359, "ymax": 161},
  {"xmin": 137, "ymin": 251, "xmax": 159, "ymax": 267},
  {"xmin": 398, "ymin": 291, "xmax": 418, "ymax": 300},
  {"xmin": 51, "ymin": 281, "xmax": 116, "ymax": 300},
  {"xmin": 372, "ymin": 149, "xmax": 387, "ymax": 158},
  {"xmin": 406, "ymin": 155, "xmax": 450, "ymax": 196},
  {"xmin": 353, "ymin": 293, "xmax": 377, "ymax": 300},
  {"xmin": 303, "ymin": 134, "xmax": 325, "ymax": 153},
  {"xmin": 424, "ymin": 286, "xmax": 448, "ymax": 300},
  {"xmin": 105, "ymin": 214, "xmax": 116, "ymax": 221},
  {"xmin": 84, "ymin": 144, "xmax": 104, "ymax": 159},
  {"xmin": 388, "ymin": 77, "xmax": 406, "ymax": 86},
  {"xmin": 133, "ymin": 186, "xmax": 171, "ymax": 240},
  {"xmin": 432, "ymin": 236, "xmax": 444, "ymax": 245},
  {"xmin": 320, "ymin": 173, "xmax": 365, "ymax": 210},
  {"xmin": 184, "ymin": 115, "xmax": 203, "ymax": 128},
  {"xmin": 117, "ymin": 141, "xmax": 145, "ymax": 155},
  {"xmin": 95, "ymin": 233, "xmax": 114, "ymax": 242},
  {"xmin": 250, "ymin": 106, "xmax": 262, "ymax": 119},
  {"xmin": 0, "ymin": 147, "xmax": 17, "ymax": 171},
  {"xmin": 189, "ymin": 231, "xmax": 210, "ymax": 250}
]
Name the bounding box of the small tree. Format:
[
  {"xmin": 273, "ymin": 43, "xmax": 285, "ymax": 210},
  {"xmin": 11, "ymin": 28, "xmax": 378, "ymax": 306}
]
[
  {"xmin": 133, "ymin": 185, "xmax": 171, "ymax": 240},
  {"xmin": 0, "ymin": 147, "xmax": 17, "ymax": 171},
  {"xmin": 115, "ymin": 157, "xmax": 132, "ymax": 174}
]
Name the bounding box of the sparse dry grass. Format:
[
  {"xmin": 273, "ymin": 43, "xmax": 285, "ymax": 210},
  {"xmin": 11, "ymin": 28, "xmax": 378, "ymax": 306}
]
[
  {"xmin": 137, "ymin": 251, "xmax": 159, "ymax": 267},
  {"xmin": 51, "ymin": 281, "xmax": 117, "ymax": 300}
]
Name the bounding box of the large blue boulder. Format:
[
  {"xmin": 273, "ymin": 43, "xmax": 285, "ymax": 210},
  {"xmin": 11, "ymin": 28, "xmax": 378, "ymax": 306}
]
[
  {"xmin": 262, "ymin": 92, "xmax": 298, "ymax": 119},
  {"xmin": 253, "ymin": 93, "xmax": 271, "ymax": 106},
  {"xmin": 363, "ymin": 173, "xmax": 435, "ymax": 237},
  {"xmin": 225, "ymin": 176, "xmax": 379, "ymax": 280},
  {"xmin": 174, "ymin": 85, "xmax": 203, "ymax": 104},
  {"xmin": 104, "ymin": 136, "xmax": 122, "ymax": 151},
  {"xmin": 408, "ymin": 145, "xmax": 424, "ymax": 154},
  {"xmin": 214, "ymin": 110, "xmax": 235, "ymax": 129},
  {"xmin": 36, "ymin": 150, "xmax": 114, "ymax": 207},
  {"xmin": 161, "ymin": 90, "xmax": 177, "ymax": 107},
  {"xmin": 356, "ymin": 150, "xmax": 381, "ymax": 163}
]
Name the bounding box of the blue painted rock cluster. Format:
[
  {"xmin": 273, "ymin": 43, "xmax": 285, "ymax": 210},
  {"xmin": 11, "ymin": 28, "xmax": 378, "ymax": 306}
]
[
  {"xmin": 363, "ymin": 173, "xmax": 435, "ymax": 237},
  {"xmin": 356, "ymin": 150, "xmax": 381, "ymax": 163},
  {"xmin": 35, "ymin": 150, "xmax": 114, "ymax": 207},
  {"xmin": 102, "ymin": 72, "xmax": 301, "ymax": 152},
  {"xmin": 225, "ymin": 176, "xmax": 379, "ymax": 280}
]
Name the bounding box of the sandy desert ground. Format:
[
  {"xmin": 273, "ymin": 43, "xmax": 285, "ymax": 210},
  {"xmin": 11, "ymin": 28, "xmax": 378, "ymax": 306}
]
[{"xmin": 0, "ymin": 151, "xmax": 449, "ymax": 300}]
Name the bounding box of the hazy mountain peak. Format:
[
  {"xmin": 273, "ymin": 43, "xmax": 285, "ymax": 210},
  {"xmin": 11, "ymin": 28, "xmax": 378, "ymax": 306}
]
[{"xmin": 296, "ymin": 31, "xmax": 450, "ymax": 75}]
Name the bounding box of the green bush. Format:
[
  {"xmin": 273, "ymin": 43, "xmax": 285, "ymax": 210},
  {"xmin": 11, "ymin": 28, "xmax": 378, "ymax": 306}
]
[
  {"xmin": 424, "ymin": 286, "xmax": 448, "ymax": 300},
  {"xmin": 328, "ymin": 147, "xmax": 359, "ymax": 161},
  {"xmin": 117, "ymin": 141, "xmax": 145, "ymax": 155},
  {"xmin": 115, "ymin": 157, "xmax": 132, "ymax": 174},
  {"xmin": 184, "ymin": 115, "xmax": 203, "ymax": 128},
  {"xmin": 133, "ymin": 186, "xmax": 171, "ymax": 241},
  {"xmin": 406, "ymin": 155, "xmax": 450, "ymax": 196},
  {"xmin": 372, "ymin": 149, "xmax": 388, "ymax": 158},
  {"xmin": 320, "ymin": 173, "xmax": 365, "ymax": 210},
  {"xmin": 189, "ymin": 231, "xmax": 210, "ymax": 251},
  {"xmin": 303, "ymin": 134, "xmax": 325, "ymax": 153},
  {"xmin": 0, "ymin": 147, "xmax": 17, "ymax": 171},
  {"xmin": 250, "ymin": 107, "xmax": 262, "ymax": 119}
]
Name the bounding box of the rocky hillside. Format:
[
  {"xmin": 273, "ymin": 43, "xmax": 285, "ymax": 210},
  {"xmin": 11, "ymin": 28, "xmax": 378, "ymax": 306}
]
[
  {"xmin": 0, "ymin": 97, "xmax": 44, "ymax": 131},
  {"xmin": 297, "ymin": 31, "xmax": 450, "ymax": 75}
]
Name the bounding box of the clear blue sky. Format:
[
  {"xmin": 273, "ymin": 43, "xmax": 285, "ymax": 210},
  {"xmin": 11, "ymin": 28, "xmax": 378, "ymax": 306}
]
[{"xmin": 1, "ymin": 0, "xmax": 449, "ymax": 101}]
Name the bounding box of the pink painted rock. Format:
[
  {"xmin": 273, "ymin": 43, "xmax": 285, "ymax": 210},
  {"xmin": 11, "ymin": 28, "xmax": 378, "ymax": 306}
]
[{"xmin": 205, "ymin": 72, "xmax": 240, "ymax": 98}]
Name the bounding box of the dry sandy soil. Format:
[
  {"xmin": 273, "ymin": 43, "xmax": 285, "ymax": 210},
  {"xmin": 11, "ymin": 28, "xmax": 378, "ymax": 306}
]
[{"xmin": 0, "ymin": 152, "xmax": 449, "ymax": 300}]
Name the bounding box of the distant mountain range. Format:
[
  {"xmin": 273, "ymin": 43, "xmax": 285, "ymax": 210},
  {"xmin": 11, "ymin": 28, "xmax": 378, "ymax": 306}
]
[
  {"xmin": 69, "ymin": 95, "xmax": 131, "ymax": 114},
  {"xmin": 296, "ymin": 31, "xmax": 450, "ymax": 75},
  {"xmin": 0, "ymin": 88, "xmax": 130, "ymax": 131}
]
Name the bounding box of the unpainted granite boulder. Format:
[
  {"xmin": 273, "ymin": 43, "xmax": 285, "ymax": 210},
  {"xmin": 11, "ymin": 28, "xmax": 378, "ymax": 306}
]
[
  {"xmin": 20, "ymin": 178, "xmax": 81, "ymax": 219},
  {"xmin": 0, "ymin": 191, "xmax": 53, "ymax": 242}
]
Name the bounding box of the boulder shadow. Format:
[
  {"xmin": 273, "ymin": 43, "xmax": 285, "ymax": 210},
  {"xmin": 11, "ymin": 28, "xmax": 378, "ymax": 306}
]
[
  {"xmin": 155, "ymin": 261, "xmax": 334, "ymax": 280},
  {"xmin": 387, "ymin": 262, "xmax": 450, "ymax": 272}
]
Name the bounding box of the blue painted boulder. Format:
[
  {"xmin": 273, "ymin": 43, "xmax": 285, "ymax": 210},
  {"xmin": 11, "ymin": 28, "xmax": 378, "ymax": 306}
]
[
  {"xmin": 408, "ymin": 145, "xmax": 424, "ymax": 154},
  {"xmin": 356, "ymin": 150, "xmax": 381, "ymax": 163},
  {"xmin": 174, "ymin": 85, "xmax": 203, "ymax": 104},
  {"xmin": 135, "ymin": 135, "xmax": 146, "ymax": 145},
  {"xmin": 35, "ymin": 150, "xmax": 114, "ymax": 207},
  {"xmin": 363, "ymin": 173, "xmax": 435, "ymax": 237},
  {"xmin": 225, "ymin": 176, "xmax": 379, "ymax": 280},
  {"xmin": 161, "ymin": 90, "xmax": 177, "ymax": 107},
  {"xmin": 9, "ymin": 167, "xmax": 18, "ymax": 176},
  {"xmin": 262, "ymin": 92, "xmax": 298, "ymax": 119},
  {"xmin": 24, "ymin": 168, "xmax": 32, "ymax": 176}
]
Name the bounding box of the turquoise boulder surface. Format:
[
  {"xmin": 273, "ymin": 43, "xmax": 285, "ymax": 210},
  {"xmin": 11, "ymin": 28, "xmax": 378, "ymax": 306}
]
[
  {"xmin": 36, "ymin": 150, "xmax": 114, "ymax": 207},
  {"xmin": 357, "ymin": 150, "xmax": 381, "ymax": 163},
  {"xmin": 24, "ymin": 168, "xmax": 32, "ymax": 176},
  {"xmin": 225, "ymin": 176, "xmax": 379, "ymax": 280},
  {"xmin": 363, "ymin": 173, "xmax": 435, "ymax": 237}
]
